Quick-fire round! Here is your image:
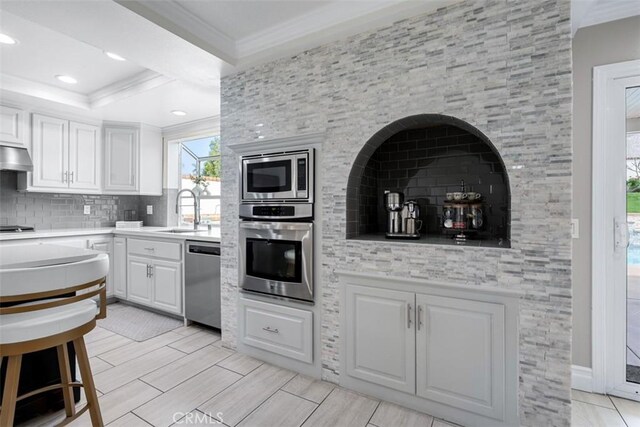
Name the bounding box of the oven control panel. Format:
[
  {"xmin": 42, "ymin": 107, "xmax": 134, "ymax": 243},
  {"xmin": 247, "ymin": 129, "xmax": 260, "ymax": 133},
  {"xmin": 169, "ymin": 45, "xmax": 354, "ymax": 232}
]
[
  {"xmin": 239, "ymin": 203, "xmax": 313, "ymax": 220},
  {"xmin": 252, "ymin": 205, "xmax": 295, "ymax": 217}
]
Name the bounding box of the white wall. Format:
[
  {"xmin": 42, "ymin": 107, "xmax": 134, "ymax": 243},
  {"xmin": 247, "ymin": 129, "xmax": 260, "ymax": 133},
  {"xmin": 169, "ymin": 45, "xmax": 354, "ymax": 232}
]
[{"xmin": 572, "ymin": 16, "xmax": 640, "ymax": 368}]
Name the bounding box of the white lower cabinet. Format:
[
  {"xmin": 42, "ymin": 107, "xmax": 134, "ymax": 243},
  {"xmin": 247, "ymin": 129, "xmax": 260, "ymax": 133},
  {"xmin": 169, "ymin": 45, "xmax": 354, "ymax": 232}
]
[
  {"xmin": 87, "ymin": 237, "xmax": 114, "ymax": 297},
  {"xmin": 345, "ymin": 285, "xmax": 415, "ymax": 393},
  {"xmin": 113, "ymin": 237, "xmax": 127, "ymax": 298},
  {"xmin": 128, "ymin": 255, "xmax": 153, "ymax": 305},
  {"xmin": 125, "ymin": 238, "xmax": 183, "ymax": 315},
  {"xmin": 240, "ymin": 298, "xmax": 313, "ymax": 363},
  {"xmin": 345, "ymin": 283, "xmax": 509, "ymax": 423},
  {"xmin": 415, "ymin": 294, "xmax": 505, "ymax": 420},
  {"xmin": 151, "ymin": 259, "xmax": 182, "ymax": 314}
]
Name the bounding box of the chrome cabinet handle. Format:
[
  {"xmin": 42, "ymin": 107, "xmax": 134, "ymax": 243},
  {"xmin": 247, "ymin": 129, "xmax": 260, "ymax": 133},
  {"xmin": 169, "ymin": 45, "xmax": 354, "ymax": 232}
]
[
  {"xmin": 417, "ymin": 305, "xmax": 423, "ymax": 331},
  {"xmin": 144, "ymin": 247, "xmax": 155, "ymax": 252},
  {"xmin": 149, "ymin": 265, "xmax": 153, "ymax": 277},
  {"xmin": 262, "ymin": 326, "xmax": 279, "ymax": 334},
  {"xmin": 146, "ymin": 265, "xmax": 149, "ymax": 278},
  {"xmin": 69, "ymin": 171, "xmax": 74, "ymax": 183},
  {"xmin": 407, "ymin": 303, "xmax": 413, "ymax": 329}
]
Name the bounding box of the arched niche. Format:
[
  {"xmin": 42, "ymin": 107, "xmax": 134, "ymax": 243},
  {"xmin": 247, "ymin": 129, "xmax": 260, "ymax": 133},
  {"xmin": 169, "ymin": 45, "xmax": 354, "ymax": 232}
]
[{"xmin": 346, "ymin": 114, "xmax": 511, "ymax": 246}]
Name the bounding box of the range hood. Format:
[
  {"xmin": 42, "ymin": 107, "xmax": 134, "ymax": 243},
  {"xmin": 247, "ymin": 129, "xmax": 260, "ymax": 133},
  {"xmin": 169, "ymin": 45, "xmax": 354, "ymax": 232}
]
[{"xmin": 0, "ymin": 146, "xmax": 33, "ymax": 172}]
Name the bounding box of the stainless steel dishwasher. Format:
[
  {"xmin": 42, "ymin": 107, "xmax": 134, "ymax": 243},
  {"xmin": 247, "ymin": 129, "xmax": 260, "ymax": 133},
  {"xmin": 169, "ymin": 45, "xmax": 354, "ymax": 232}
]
[{"xmin": 185, "ymin": 240, "xmax": 221, "ymax": 329}]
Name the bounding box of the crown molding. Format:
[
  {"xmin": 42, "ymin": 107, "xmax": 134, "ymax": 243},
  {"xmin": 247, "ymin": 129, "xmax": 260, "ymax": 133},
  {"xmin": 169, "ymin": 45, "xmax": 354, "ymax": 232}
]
[
  {"xmin": 88, "ymin": 70, "xmax": 174, "ymax": 109},
  {"xmin": 235, "ymin": 0, "xmax": 456, "ymax": 59},
  {"xmin": 0, "ymin": 73, "xmax": 90, "ymax": 109},
  {"xmin": 162, "ymin": 116, "xmax": 220, "ymax": 141},
  {"xmin": 118, "ymin": 0, "xmax": 459, "ymax": 73},
  {"xmin": 115, "ymin": 0, "xmax": 237, "ymax": 64},
  {"xmin": 575, "ymin": 0, "xmax": 640, "ymax": 34}
]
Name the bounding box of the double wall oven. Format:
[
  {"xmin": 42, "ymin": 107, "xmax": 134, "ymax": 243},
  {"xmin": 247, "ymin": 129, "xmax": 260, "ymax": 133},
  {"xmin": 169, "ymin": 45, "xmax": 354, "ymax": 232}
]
[{"xmin": 239, "ymin": 149, "xmax": 315, "ymax": 303}]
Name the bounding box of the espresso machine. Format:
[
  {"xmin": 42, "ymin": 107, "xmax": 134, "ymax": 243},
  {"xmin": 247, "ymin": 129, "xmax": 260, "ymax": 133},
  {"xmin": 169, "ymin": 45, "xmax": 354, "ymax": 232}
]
[{"xmin": 384, "ymin": 190, "xmax": 421, "ymax": 239}]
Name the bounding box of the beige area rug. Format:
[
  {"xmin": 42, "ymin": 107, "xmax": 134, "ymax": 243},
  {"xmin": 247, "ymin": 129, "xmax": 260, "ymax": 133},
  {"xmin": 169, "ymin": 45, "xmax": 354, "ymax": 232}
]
[{"xmin": 98, "ymin": 303, "xmax": 183, "ymax": 341}]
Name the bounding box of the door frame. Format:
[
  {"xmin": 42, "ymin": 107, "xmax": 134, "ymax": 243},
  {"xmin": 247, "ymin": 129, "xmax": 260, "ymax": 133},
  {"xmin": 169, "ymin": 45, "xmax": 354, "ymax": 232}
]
[{"xmin": 592, "ymin": 59, "xmax": 640, "ymax": 397}]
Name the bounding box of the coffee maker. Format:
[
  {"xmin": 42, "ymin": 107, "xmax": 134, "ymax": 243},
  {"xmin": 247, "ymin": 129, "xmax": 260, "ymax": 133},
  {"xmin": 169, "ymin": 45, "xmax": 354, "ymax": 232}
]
[
  {"xmin": 384, "ymin": 190, "xmax": 421, "ymax": 239},
  {"xmin": 384, "ymin": 190, "xmax": 404, "ymax": 235}
]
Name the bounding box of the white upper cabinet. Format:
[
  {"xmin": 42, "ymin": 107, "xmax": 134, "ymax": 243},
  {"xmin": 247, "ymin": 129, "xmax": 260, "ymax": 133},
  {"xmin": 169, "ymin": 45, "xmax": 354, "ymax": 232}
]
[
  {"xmin": 31, "ymin": 114, "xmax": 69, "ymax": 188},
  {"xmin": 139, "ymin": 124, "xmax": 162, "ymax": 196},
  {"xmin": 0, "ymin": 106, "xmax": 25, "ymax": 146},
  {"xmin": 69, "ymin": 122, "xmax": 101, "ymax": 191},
  {"xmin": 103, "ymin": 124, "xmax": 162, "ymax": 195},
  {"xmin": 30, "ymin": 114, "xmax": 101, "ymax": 192},
  {"xmin": 103, "ymin": 126, "xmax": 138, "ymax": 192}
]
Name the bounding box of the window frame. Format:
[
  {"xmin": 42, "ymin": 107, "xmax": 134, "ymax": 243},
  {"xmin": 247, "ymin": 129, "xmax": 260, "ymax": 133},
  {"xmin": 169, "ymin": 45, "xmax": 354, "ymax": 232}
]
[{"xmin": 178, "ymin": 136, "xmax": 222, "ymax": 227}]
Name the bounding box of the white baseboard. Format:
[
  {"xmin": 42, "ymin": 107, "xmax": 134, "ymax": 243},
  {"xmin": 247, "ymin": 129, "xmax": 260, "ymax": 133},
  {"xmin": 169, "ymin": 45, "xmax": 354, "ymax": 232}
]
[{"xmin": 572, "ymin": 365, "xmax": 593, "ymax": 392}]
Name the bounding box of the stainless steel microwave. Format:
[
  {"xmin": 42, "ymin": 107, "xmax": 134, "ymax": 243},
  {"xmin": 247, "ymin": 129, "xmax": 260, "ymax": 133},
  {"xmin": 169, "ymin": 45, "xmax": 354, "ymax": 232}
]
[{"xmin": 241, "ymin": 150, "xmax": 314, "ymax": 202}]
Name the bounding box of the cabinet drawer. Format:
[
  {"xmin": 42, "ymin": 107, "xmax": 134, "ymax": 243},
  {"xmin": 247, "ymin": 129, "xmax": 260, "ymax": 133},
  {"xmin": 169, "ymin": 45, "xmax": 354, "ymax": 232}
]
[
  {"xmin": 128, "ymin": 238, "xmax": 181, "ymax": 261},
  {"xmin": 240, "ymin": 298, "xmax": 312, "ymax": 363}
]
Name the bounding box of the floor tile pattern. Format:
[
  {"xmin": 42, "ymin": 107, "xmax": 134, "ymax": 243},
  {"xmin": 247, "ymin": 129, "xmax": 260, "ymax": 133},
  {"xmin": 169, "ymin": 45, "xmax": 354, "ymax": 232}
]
[
  {"xmin": 18, "ymin": 324, "xmax": 460, "ymax": 427},
  {"xmin": 18, "ymin": 320, "xmax": 640, "ymax": 427}
]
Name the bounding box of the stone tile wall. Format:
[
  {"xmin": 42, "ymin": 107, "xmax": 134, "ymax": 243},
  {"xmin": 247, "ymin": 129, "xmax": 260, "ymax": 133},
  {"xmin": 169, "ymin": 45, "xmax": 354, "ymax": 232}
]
[{"xmin": 220, "ymin": 0, "xmax": 572, "ymax": 425}]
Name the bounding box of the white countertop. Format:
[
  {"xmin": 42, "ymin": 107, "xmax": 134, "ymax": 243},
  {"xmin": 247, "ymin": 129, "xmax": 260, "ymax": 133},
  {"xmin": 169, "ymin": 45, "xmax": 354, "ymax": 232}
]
[{"xmin": 0, "ymin": 226, "xmax": 221, "ymax": 243}]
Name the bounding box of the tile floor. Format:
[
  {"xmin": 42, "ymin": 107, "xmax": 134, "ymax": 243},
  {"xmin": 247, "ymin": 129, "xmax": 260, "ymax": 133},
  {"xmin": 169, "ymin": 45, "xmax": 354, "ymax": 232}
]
[
  {"xmin": 19, "ymin": 304, "xmax": 457, "ymax": 427},
  {"xmin": 17, "ymin": 303, "xmax": 640, "ymax": 427}
]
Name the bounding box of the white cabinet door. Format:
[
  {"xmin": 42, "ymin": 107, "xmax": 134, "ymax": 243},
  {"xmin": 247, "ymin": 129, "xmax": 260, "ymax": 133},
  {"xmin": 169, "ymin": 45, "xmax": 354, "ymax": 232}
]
[
  {"xmin": 113, "ymin": 237, "xmax": 127, "ymax": 298},
  {"xmin": 104, "ymin": 127, "xmax": 138, "ymax": 192},
  {"xmin": 139, "ymin": 124, "xmax": 162, "ymax": 195},
  {"xmin": 240, "ymin": 297, "xmax": 313, "ymax": 363},
  {"xmin": 0, "ymin": 106, "xmax": 25, "ymax": 146},
  {"xmin": 88, "ymin": 238, "xmax": 113, "ymax": 297},
  {"xmin": 127, "ymin": 255, "xmax": 152, "ymax": 306},
  {"xmin": 345, "ymin": 284, "xmax": 416, "ymax": 393},
  {"xmin": 69, "ymin": 122, "xmax": 101, "ymax": 191},
  {"xmin": 151, "ymin": 259, "xmax": 182, "ymax": 315},
  {"xmin": 416, "ymin": 294, "xmax": 505, "ymax": 420},
  {"xmin": 31, "ymin": 114, "xmax": 68, "ymax": 188}
]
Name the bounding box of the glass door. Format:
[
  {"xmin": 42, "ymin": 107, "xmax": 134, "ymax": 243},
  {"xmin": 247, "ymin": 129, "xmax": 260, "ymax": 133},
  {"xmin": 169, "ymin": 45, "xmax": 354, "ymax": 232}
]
[{"xmin": 626, "ymin": 86, "xmax": 640, "ymax": 385}]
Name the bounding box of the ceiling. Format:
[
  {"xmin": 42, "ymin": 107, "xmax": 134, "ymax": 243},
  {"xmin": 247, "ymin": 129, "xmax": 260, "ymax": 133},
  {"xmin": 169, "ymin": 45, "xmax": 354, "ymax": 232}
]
[
  {"xmin": 1, "ymin": 0, "xmax": 638, "ymax": 129},
  {"xmin": 0, "ymin": 1, "xmax": 221, "ymax": 128}
]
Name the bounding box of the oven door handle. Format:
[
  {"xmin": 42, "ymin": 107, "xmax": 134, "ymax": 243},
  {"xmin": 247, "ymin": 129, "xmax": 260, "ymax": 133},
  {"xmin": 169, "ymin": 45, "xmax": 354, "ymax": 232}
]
[{"xmin": 240, "ymin": 221, "xmax": 312, "ymax": 231}]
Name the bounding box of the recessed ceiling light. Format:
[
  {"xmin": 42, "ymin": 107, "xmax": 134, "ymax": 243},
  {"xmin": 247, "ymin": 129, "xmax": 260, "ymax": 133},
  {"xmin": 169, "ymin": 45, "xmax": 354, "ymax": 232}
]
[
  {"xmin": 105, "ymin": 51, "xmax": 126, "ymax": 61},
  {"xmin": 258, "ymin": 135, "xmax": 265, "ymax": 139},
  {"xmin": 55, "ymin": 75, "xmax": 77, "ymax": 84},
  {"xmin": 0, "ymin": 33, "xmax": 17, "ymax": 45},
  {"xmin": 255, "ymin": 123, "xmax": 264, "ymax": 127},
  {"xmin": 171, "ymin": 110, "xmax": 187, "ymax": 116}
]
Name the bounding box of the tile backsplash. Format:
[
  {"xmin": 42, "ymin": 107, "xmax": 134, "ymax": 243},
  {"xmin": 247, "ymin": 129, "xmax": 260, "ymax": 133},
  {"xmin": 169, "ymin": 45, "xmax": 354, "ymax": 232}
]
[{"xmin": 0, "ymin": 171, "xmax": 173, "ymax": 229}]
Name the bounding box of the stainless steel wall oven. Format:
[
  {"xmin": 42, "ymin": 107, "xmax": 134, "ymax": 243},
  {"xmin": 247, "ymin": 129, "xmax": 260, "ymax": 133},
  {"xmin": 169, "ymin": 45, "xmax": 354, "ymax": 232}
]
[
  {"xmin": 239, "ymin": 221, "xmax": 313, "ymax": 302},
  {"xmin": 239, "ymin": 147, "xmax": 315, "ymax": 302}
]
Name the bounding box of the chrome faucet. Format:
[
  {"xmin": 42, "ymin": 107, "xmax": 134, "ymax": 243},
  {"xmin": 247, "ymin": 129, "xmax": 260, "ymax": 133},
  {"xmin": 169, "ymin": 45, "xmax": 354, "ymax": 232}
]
[{"xmin": 176, "ymin": 189, "xmax": 200, "ymax": 230}]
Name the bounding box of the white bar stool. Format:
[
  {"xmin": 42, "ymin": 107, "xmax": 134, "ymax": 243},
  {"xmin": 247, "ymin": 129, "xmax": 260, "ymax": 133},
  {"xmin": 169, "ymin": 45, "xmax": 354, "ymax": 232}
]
[{"xmin": 0, "ymin": 251, "xmax": 109, "ymax": 426}]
